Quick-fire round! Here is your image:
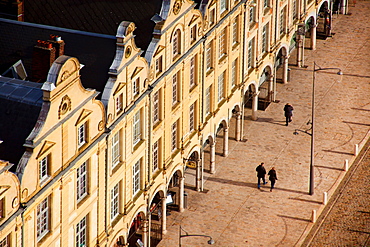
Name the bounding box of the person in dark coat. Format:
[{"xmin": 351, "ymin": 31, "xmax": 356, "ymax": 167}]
[
  {"xmin": 284, "ymin": 103, "xmax": 294, "ymax": 126},
  {"xmin": 268, "ymin": 167, "xmax": 278, "ymax": 192},
  {"xmin": 256, "ymin": 162, "xmax": 267, "ymax": 189}
]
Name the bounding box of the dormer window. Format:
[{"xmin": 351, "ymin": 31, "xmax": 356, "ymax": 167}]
[
  {"xmin": 39, "ymin": 154, "xmax": 50, "ymax": 183},
  {"xmin": 220, "ymin": 0, "xmax": 228, "ymax": 14},
  {"xmin": 172, "ymin": 29, "xmax": 181, "ymax": 59},
  {"xmin": 191, "ymin": 24, "xmax": 197, "ymax": 43},
  {"xmin": 78, "ymin": 122, "xmax": 87, "ymax": 147},
  {"xmin": 133, "ymin": 77, "xmax": 140, "ymax": 97}
]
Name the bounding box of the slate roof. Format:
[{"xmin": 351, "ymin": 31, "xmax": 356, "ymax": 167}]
[
  {"xmin": 24, "ymin": 0, "xmax": 163, "ymax": 51},
  {"xmin": 0, "ymin": 76, "xmax": 43, "ymax": 167},
  {"xmin": 0, "ymin": 18, "xmax": 116, "ymax": 95}
]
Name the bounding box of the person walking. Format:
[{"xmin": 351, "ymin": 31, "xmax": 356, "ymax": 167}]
[
  {"xmin": 268, "ymin": 167, "xmax": 278, "ymax": 192},
  {"xmin": 284, "ymin": 103, "xmax": 294, "ymax": 126},
  {"xmin": 256, "ymin": 162, "xmax": 267, "ymax": 189}
]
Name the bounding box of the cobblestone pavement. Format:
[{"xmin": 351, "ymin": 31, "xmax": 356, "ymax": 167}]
[
  {"xmin": 303, "ymin": 139, "xmax": 370, "ymax": 246},
  {"xmin": 158, "ymin": 1, "xmax": 370, "ymax": 246}
]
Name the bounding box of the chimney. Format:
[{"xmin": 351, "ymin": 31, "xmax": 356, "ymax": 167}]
[
  {"xmin": 32, "ymin": 40, "xmax": 56, "ymax": 83},
  {"xmin": 0, "ymin": 0, "xmax": 24, "ymax": 21},
  {"xmin": 48, "ymin": 34, "xmax": 65, "ymax": 58}
]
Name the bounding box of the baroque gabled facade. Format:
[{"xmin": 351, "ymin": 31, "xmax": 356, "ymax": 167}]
[{"xmin": 0, "ymin": 0, "xmax": 349, "ymax": 246}]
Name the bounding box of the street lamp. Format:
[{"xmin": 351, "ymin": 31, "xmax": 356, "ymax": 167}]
[
  {"xmin": 294, "ymin": 62, "xmax": 342, "ymax": 195},
  {"xmin": 179, "ymin": 225, "xmax": 214, "ymax": 246}
]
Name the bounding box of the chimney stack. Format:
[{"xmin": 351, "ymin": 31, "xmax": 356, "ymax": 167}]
[
  {"xmin": 32, "ymin": 40, "xmax": 56, "ymax": 83},
  {"xmin": 48, "ymin": 34, "xmax": 65, "ymax": 58}
]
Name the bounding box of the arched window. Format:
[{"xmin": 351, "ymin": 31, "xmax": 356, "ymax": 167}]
[{"xmin": 172, "ymin": 29, "xmax": 181, "ymax": 58}]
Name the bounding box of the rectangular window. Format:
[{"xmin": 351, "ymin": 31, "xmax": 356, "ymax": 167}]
[
  {"xmin": 116, "ymin": 94, "xmax": 123, "ymax": 114},
  {"xmin": 262, "ymin": 25, "xmax": 268, "ymax": 53},
  {"xmin": 77, "ymin": 162, "xmax": 88, "ymax": 202},
  {"xmin": 172, "ymin": 72, "xmax": 179, "ymax": 106},
  {"xmin": 153, "ymin": 90, "xmax": 160, "ymax": 125},
  {"xmin": 205, "ymin": 86, "xmax": 211, "ymax": 115},
  {"xmin": 76, "ymin": 216, "xmax": 87, "ymax": 247},
  {"xmin": 191, "ymin": 25, "xmax": 197, "ymax": 43},
  {"xmin": 210, "ymin": 9, "xmax": 215, "ymax": 26},
  {"xmin": 171, "ymin": 121, "xmax": 178, "ymax": 152},
  {"xmin": 219, "ymin": 28, "xmax": 227, "ymax": 58},
  {"xmin": 189, "ymin": 102, "xmax": 195, "ymax": 132},
  {"xmin": 39, "ymin": 155, "xmax": 49, "ymax": 182},
  {"xmin": 173, "ymin": 30, "xmax": 180, "ymax": 57},
  {"xmin": 37, "ymin": 197, "xmax": 49, "ymax": 241},
  {"xmin": 153, "ymin": 140, "xmax": 159, "ymax": 172},
  {"xmin": 249, "ymin": 6, "xmax": 255, "ymax": 24},
  {"xmin": 155, "ymin": 56, "xmax": 163, "ymax": 75},
  {"xmin": 206, "ymin": 42, "xmax": 213, "ymax": 71},
  {"xmin": 231, "ymin": 59, "xmax": 237, "ymax": 87},
  {"xmin": 218, "ymin": 71, "xmax": 225, "ymax": 102},
  {"xmin": 190, "ymin": 55, "xmax": 196, "ymax": 89},
  {"xmin": 0, "ymin": 198, "xmax": 4, "ymax": 219},
  {"xmin": 78, "ymin": 123, "xmax": 86, "ymax": 147},
  {"xmin": 133, "ymin": 160, "xmax": 141, "ymax": 196},
  {"xmin": 220, "ymin": 0, "xmax": 228, "ymax": 13},
  {"xmin": 111, "ymin": 183, "xmax": 119, "ymax": 221},
  {"xmin": 133, "ymin": 78, "xmax": 140, "ymax": 97},
  {"xmin": 232, "ymin": 17, "xmax": 239, "ymax": 44},
  {"xmin": 280, "ymin": 8, "xmax": 286, "ymax": 35},
  {"xmin": 0, "ymin": 235, "xmax": 9, "ymax": 247},
  {"xmin": 133, "ymin": 110, "xmax": 141, "ymax": 146},
  {"xmin": 293, "ymin": 0, "xmax": 297, "ymax": 20},
  {"xmin": 248, "ymin": 39, "xmax": 254, "ymax": 68},
  {"xmin": 112, "ymin": 132, "xmax": 120, "ymax": 168},
  {"xmin": 264, "ymin": 0, "xmax": 269, "ymax": 8}
]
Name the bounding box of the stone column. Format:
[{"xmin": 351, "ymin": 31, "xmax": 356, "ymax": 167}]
[
  {"xmin": 179, "ymin": 175, "xmax": 184, "ymax": 212},
  {"xmin": 341, "ymin": 0, "xmax": 348, "ymax": 14},
  {"xmin": 311, "ymin": 24, "xmax": 317, "ymax": 50},
  {"xmin": 252, "ymin": 92, "xmax": 259, "ymax": 121},
  {"xmin": 268, "ymin": 74, "xmax": 274, "ymax": 102},
  {"xmin": 210, "ymin": 142, "xmax": 216, "ymax": 174},
  {"xmin": 161, "ymin": 197, "xmax": 167, "ymax": 234},
  {"xmin": 282, "ymin": 55, "xmax": 289, "ymax": 84},
  {"xmin": 142, "ymin": 219, "xmax": 149, "ymax": 247},
  {"xmin": 235, "ymin": 112, "xmax": 241, "ymax": 141},
  {"xmin": 297, "ymin": 35, "xmax": 305, "ymax": 67},
  {"xmin": 223, "ymin": 127, "xmax": 229, "ymax": 157},
  {"xmin": 196, "ymin": 159, "xmax": 201, "ymax": 191}
]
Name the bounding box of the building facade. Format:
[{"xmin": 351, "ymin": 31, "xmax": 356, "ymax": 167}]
[{"xmin": 0, "ymin": 0, "xmax": 348, "ymax": 246}]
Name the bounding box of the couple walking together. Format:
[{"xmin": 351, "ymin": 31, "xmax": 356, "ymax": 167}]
[{"xmin": 256, "ymin": 163, "xmax": 278, "ymax": 192}]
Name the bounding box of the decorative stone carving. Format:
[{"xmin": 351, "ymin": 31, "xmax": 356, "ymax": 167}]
[
  {"xmin": 98, "ymin": 120, "xmax": 105, "ymax": 131},
  {"xmin": 125, "ymin": 45, "xmax": 132, "ymax": 58},
  {"xmin": 59, "ymin": 95, "xmax": 72, "ymax": 118},
  {"xmin": 173, "ymin": 0, "xmax": 182, "ymax": 15},
  {"xmin": 12, "ymin": 197, "xmax": 19, "ymax": 208}
]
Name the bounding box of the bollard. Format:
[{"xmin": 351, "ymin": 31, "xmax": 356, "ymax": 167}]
[
  {"xmin": 344, "ymin": 159, "xmax": 349, "ymax": 171},
  {"xmin": 311, "ymin": 210, "xmax": 317, "ymax": 223},
  {"xmin": 323, "ymin": 192, "xmax": 328, "ymax": 205},
  {"xmin": 354, "ymin": 144, "xmax": 359, "ymax": 156}
]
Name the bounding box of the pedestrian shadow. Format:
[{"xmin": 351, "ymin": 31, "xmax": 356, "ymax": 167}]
[
  {"xmin": 289, "ymin": 197, "xmax": 322, "ymax": 205},
  {"xmin": 272, "ymin": 187, "xmax": 307, "ymax": 195},
  {"xmin": 277, "ymin": 214, "xmax": 311, "ymax": 223},
  {"xmin": 322, "ymin": 149, "xmax": 353, "ymax": 156},
  {"xmin": 255, "ymin": 117, "xmax": 287, "ymax": 127},
  {"xmin": 315, "ymin": 165, "xmax": 345, "ymax": 171}
]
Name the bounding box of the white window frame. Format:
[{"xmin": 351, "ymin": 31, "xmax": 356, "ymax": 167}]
[
  {"xmin": 232, "ymin": 17, "xmax": 239, "ymax": 45},
  {"xmin": 205, "ymin": 86, "xmax": 211, "ymax": 115},
  {"xmin": 112, "ymin": 132, "xmax": 120, "ymax": 168},
  {"xmin": 292, "ymin": 0, "xmax": 297, "ymax": 19},
  {"xmin": 249, "ymin": 6, "xmax": 255, "ymax": 24},
  {"xmin": 76, "ymin": 216, "xmax": 87, "ymax": 247},
  {"xmin": 173, "ymin": 29, "xmax": 181, "ymax": 58},
  {"xmin": 37, "ymin": 197, "xmax": 49, "ymax": 241},
  {"xmin": 39, "ymin": 155, "xmax": 49, "ymax": 183},
  {"xmin": 231, "ymin": 59, "xmax": 237, "ymax": 87},
  {"xmin": 280, "ymin": 8, "xmax": 286, "ymax": 35},
  {"xmin": 219, "ymin": 28, "xmax": 227, "ymax": 58},
  {"xmin": 111, "ymin": 183, "xmax": 119, "ymax": 221},
  {"xmin": 155, "ymin": 56, "xmax": 163, "ymax": 75},
  {"xmin": 262, "ymin": 24, "xmax": 268, "ymax": 53},
  {"xmin": 172, "ymin": 72, "xmax": 179, "ymax": 106},
  {"xmin": 171, "ymin": 121, "xmax": 178, "ymax": 152},
  {"xmin": 264, "ymin": 0, "xmax": 269, "ymax": 8},
  {"xmin": 218, "ymin": 71, "xmax": 225, "ymax": 102},
  {"xmin": 206, "ymin": 42, "xmax": 213, "ymax": 71},
  {"xmin": 190, "ymin": 56, "xmax": 196, "ymax": 89},
  {"xmin": 220, "ymin": 0, "xmax": 228, "ymax": 14},
  {"xmin": 248, "ymin": 39, "xmax": 254, "ymax": 68},
  {"xmin": 133, "ymin": 160, "xmax": 141, "ymax": 196},
  {"xmin": 191, "ymin": 24, "xmax": 197, "ymax": 43},
  {"xmin": 133, "ymin": 110, "xmax": 141, "ymax": 146},
  {"xmin": 77, "ymin": 162, "xmax": 88, "ymax": 202},
  {"xmin": 189, "ymin": 102, "xmax": 195, "ymax": 132},
  {"xmin": 78, "ymin": 123, "xmax": 86, "ymax": 147},
  {"xmin": 153, "ymin": 90, "xmax": 160, "ymax": 125},
  {"xmin": 115, "ymin": 93, "xmax": 123, "ymax": 114},
  {"xmin": 153, "ymin": 140, "xmax": 159, "ymax": 172},
  {"xmin": 133, "ymin": 77, "xmax": 140, "ymax": 97}
]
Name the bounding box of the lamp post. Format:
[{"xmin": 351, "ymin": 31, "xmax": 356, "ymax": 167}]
[
  {"xmin": 309, "ymin": 61, "xmax": 342, "ymax": 195},
  {"xmin": 295, "ymin": 62, "xmax": 342, "ymax": 195},
  {"xmin": 179, "ymin": 225, "xmax": 214, "ymax": 246}
]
